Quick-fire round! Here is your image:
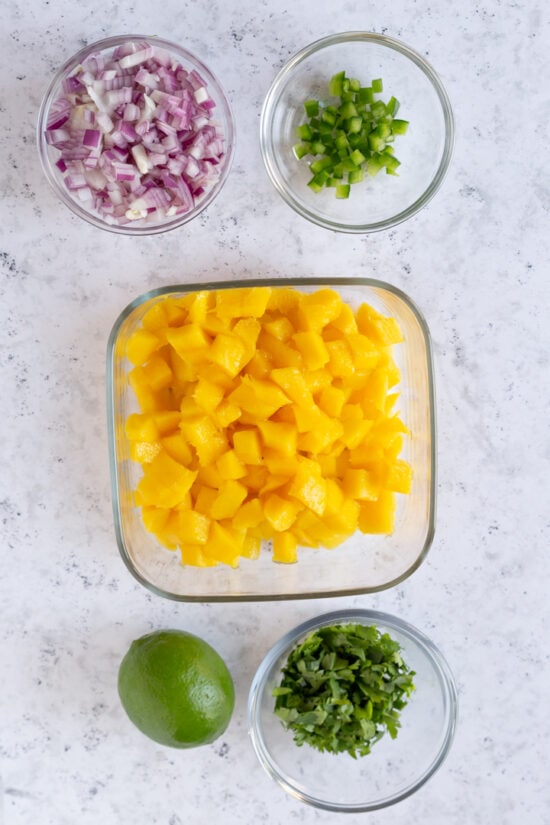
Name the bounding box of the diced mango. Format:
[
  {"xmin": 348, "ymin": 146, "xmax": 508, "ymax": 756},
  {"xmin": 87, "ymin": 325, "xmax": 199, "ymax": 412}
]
[
  {"xmin": 233, "ymin": 428, "xmax": 262, "ymax": 465},
  {"xmin": 385, "ymin": 458, "xmax": 413, "ymax": 494},
  {"xmin": 263, "ymin": 494, "xmax": 301, "ymax": 532},
  {"xmin": 126, "ymin": 329, "xmax": 161, "ymax": 365},
  {"xmin": 161, "ymin": 433, "xmax": 194, "ymax": 466},
  {"xmin": 216, "ymin": 449, "xmax": 246, "ymax": 480},
  {"xmin": 141, "ymin": 302, "xmax": 169, "ymax": 332},
  {"xmin": 257, "ymin": 421, "xmax": 297, "ymax": 458},
  {"xmin": 209, "ymin": 333, "xmax": 249, "ymax": 377},
  {"xmin": 141, "ymin": 354, "xmax": 173, "ymax": 391},
  {"xmin": 232, "ymin": 498, "xmax": 264, "ymax": 530},
  {"xmin": 125, "ymin": 286, "xmax": 409, "ymax": 566},
  {"xmin": 270, "ymin": 367, "xmax": 315, "ymax": 409},
  {"xmin": 130, "ymin": 440, "xmax": 162, "ymax": 463},
  {"xmin": 214, "ymin": 401, "xmax": 241, "ymax": 428},
  {"xmin": 228, "ymin": 376, "xmax": 289, "ymax": 419},
  {"xmin": 291, "ymin": 331, "xmax": 330, "ymax": 369},
  {"xmin": 257, "ymin": 330, "xmax": 303, "ymax": 368},
  {"xmin": 137, "ymin": 451, "xmax": 197, "ymax": 508},
  {"xmin": 317, "ymin": 385, "xmax": 348, "ymax": 418},
  {"xmin": 215, "ymin": 287, "xmax": 271, "ymax": 319},
  {"xmin": 326, "ymin": 339, "xmax": 355, "ymax": 378},
  {"xmin": 272, "ymin": 532, "xmax": 298, "ymax": 563},
  {"xmin": 263, "ymin": 316, "xmax": 294, "ymax": 341},
  {"xmin": 193, "ymin": 377, "xmax": 225, "ymax": 412},
  {"xmin": 358, "ymin": 491, "xmax": 396, "ymax": 534},
  {"xmin": 180, "ymin": 416, "xmax": 227, "ymax": 466},
  {"xmin": 202, "ymin": 521, "xmax": 244, "ymax": 567},
  {"xmin": 288, "ymin": 458, "xmax": 327, "ymax": 516},
  {"xmin": 141, "ymin": 505, "xmax": 171, "ymax": 535},
  {"xmin": 299, "ymin": 289, "xmax": 342, "ymax": 330},
  {"xmin": 166, "ymin": 323, "xmax": 210, "ymax": 356},
  {"xmin": 356, "ymin": 303, "xmax": 404, "ymax": 345},
  {"xmin": 193, "ymin": 484, "xmax": 218, "ymax": 516},
  {"xmin": 175, "ymin": 510, "xmax": 211, "ymax": 544},
  {"xmin": 342, "ymin": 468, "xmax": 379, "ymax": 501},
  {"xmin": 125, "ymin": 413, "xmax": 158, "ymax": 442},
  {"xmin": 210, "ymin": 480, "xmax": 248, "ymax": 520}
]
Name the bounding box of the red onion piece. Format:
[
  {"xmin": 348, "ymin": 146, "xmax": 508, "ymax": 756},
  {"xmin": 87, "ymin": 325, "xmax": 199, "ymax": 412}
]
[{"xmin": 45, "ymin": 40, "xmax": 227, "ymax": 226}]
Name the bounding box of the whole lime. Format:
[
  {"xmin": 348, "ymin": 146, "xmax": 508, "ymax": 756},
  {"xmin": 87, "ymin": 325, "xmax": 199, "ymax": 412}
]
[{"xmin": 117, "ymin": 629, "xmax": 235, "ymax": 748}]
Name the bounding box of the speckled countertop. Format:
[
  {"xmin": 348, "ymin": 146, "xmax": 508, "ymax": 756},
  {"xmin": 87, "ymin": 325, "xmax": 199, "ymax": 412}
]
[{"xmin": 1, "ymin": 2, "xmax": 550, "ymax": 824}]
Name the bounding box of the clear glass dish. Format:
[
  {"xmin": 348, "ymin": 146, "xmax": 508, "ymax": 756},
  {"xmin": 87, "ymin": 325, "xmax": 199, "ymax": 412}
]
[
  {"xmin": 260, "ymin": 32, "xmax": 454, "ymax": 233},
  {"xmin": 106, "ymin": 277, "xmax": 435, "ymax": 601},
  {"xmin": 37, "ymin": 35, "xmax": 235, "ymax": 235},
  {"xmin": 247, "ymin": 609, "xmax": 457, "ymax": 812}
]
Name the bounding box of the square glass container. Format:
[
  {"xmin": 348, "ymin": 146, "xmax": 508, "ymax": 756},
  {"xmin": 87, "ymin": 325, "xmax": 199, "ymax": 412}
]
[{"xmin": 106, "ymin": 277, "xmax": 435, "ymax": 601}]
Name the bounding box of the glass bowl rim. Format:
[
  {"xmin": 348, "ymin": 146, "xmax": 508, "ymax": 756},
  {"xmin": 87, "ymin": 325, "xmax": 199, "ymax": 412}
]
[
  {"xmin": 106, "ymin": 275, "xmax": 436, "ymax": 602},
  {"xmin": 36, "ymin": 33, "xmax": 235, "ymax": 236},
  {"xmin": 260, "ymin": 30, "xmax": 455, "ymax": 234},
  {"xmin": 247, "ymin": 607, "xmax": 458, "ymax": 812}
]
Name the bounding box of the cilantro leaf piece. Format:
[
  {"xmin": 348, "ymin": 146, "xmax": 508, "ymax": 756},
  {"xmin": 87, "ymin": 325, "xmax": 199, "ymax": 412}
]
[{"xmin": 273, "ymin": 623, "xmax": 415, "ymax": 758}]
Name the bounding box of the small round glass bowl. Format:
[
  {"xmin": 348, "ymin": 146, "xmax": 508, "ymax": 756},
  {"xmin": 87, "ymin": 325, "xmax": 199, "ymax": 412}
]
[
  {"xmin": 247, "ymin": 609, "xmax": 457, "ymax": 812},
  {"xmin": 260, "ymin": 32, "xmax": 454, "ymax": 233},
  {"xmin": 37, "ymin": 35, "xmax": 235, "ymax": 235}
]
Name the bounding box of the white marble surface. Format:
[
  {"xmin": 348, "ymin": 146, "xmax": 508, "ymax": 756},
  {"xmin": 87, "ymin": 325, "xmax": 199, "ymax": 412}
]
[{"xmin": 2, "ymin": 1, "xmax": 550, "ymax": 823}]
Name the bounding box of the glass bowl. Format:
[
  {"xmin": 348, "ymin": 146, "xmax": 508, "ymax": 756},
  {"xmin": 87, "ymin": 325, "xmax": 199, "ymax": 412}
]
[
  {"xmin": 37, "ymin": 35, "xmax": 235, "ymax": 235},
  {"xmin": 260, "ymin": 32, "xmax": 454, "ymax": 233},
  {"xmin": 106, "ymin": 277, "xmax": 435, "ymax": 601},
  {"xmin": 247, "ymin": 609, "xmax": 457, "ymax": 812}
]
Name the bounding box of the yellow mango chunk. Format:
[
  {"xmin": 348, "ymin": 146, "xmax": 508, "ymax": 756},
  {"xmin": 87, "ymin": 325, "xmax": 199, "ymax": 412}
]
[
  {"xmin": 175, "ymin": 510, "xmax": 211, "ymax": 544},
  {"xmin": 126, "ymin": 329, "xmax": 161, "ymax": 365},
  {"xmin": 209, "ymin": 333, "xmax": 249, "ymax": 377},
  {"xmin": 228, "ymin": 376, "xmax": 289, "ymax": 419},
  {"xmin": 358, "ymin": 491, "xmax": 396, "ymax": 534},
  {"xmin": 193, "ymin": 484, "xmax": 218, "ymax": 516},
  {"xmin": 214, "ymin": 400, "xmax": 241, "ymax": 428},
  {"xmin": 166, "ymin": 324, "xmax": 210, "ymax": 357},
  {"xmin": 216, "ymin": 449, "xmax": 246, "ymax": 480},
  {"xmin": 130, "ymin": 441, "xmax": 162, "ymax": 464},
  {"xmin": 125, "ymin": 413, "xmax": 158, "ymax": 442},
  {"xmin": 187, "ymin": 290, "xmax": 214, "ymax": 324},
  {"xmin": 257, "ymin": 329, "xmax": 303, "ymax": 368},
  {"xmin": 202, "ymin": 522, "xmax": 245, "ymax": 567},
  {"xmin": 356, "ymin": 303, "xmax": 404, "ymax": 345},
  {"xmin": 232, "ymin": 498, "xmax": 264, "ymax": 530},
  {"xmin": 141, "ymin": 354, "xmax": 173, "ymax": 391},
  {"xmin": 288, "ymin": 458, "xmax": 327, "ymax": 516},
  {"xmin": 257, "ymin": 420, "xmax": 297, "ymax": 458},
  {"xmin": 180, "ymin": 416, "xmax": 227, "ymax": 466},
  {"xmin": 385, "ymin": 459, "xmax": 413, "ymax": 494},
  {"xmin": 215, "ymin": 286, "xmax": 271, "ymax": 319},
  {"xmin": 263, "ymin": 316, "xmax": 294, "ymax": 341},
  {"xmin": 270, "ymin": 367, "xmax": 315, "ymax": 409},
  {"xmin": 232, "ymin": 428, "xmax": 262, "ymax": 464},
  {"xmin": 141, "ymin": 505, "xmax": 171, "ymax": 535},
  {"xmin": 272, "ymin": 532, "xmax": 298, "ymax": 564},
  {"xmin": 161, "ymin": 433, "xmax": 193, "ymax": 466},
  {"xmin": 342, "ymin": 469, "xmax": 379, "ymax": 501},
  {"xmin": 141, "ymin": 302, "xmax": 169, "ymax": 332},
  {"xmin": 210, "ymin": 480, "xmax": 248, "ymax": 520},
  {"xmin": 299, "ymin": 289, "xmax": 342, "ymax": 330},
  {"xmin": 317, "ymin": 385, "xmax": 348, "ymax": 418},
  {"xmin": 193, "ymin": 377, "xmax": 225, "ymax": 412},
  {"xmin": 137, "ymin": 451, "xmax": 197, "ymax": 508},
  {"xmin": 263, "ymin": 494, "xmax": 301, "ymax": 532}
]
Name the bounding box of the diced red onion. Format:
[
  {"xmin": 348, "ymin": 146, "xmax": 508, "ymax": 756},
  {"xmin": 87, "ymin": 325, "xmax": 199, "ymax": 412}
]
[{"xmin": 44, "ymin": 39, "xmax": 226, "ymax": 225}]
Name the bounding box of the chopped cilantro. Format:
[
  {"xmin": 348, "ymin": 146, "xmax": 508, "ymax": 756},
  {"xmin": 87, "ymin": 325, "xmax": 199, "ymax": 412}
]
[{"xmin": 273, "ymin": 623, "xmax": 415, "ymax": 758}]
